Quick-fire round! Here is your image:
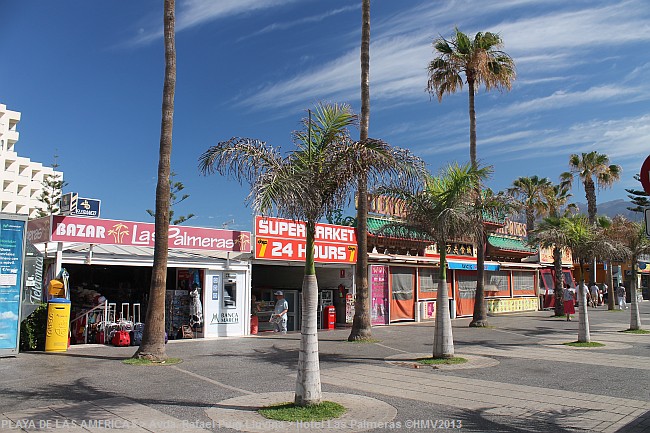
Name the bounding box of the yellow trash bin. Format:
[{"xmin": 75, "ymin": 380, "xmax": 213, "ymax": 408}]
[{"xmin": 45, "ymin": 298, "xmax": 71, "ymax": 352}]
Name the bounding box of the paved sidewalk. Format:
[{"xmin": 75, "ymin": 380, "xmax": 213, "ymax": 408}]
[
  {"xmin": 0, "ymin": 302, "xmax": 648, "ymax": 432},
  {"xmin": 320, "ymin": 363, "xmax": 650, "ymax": 433}
]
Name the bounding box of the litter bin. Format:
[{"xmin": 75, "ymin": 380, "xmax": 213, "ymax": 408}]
[
  {"xmin": 324, "ymin": 305, "xmax": 336, "ymax": 330},
  {"xmin": 45, "ymin": 298, "xmax": 71, "ymax": 352}
]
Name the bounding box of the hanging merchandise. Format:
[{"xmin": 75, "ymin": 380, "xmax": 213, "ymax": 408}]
[{"xmin": 189, "ymin": 283, "xmax": 203, "ymax": 328}]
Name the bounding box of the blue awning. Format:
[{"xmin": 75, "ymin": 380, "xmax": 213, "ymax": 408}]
[{"xmin": 448, "ymin": 261, "xmax": 500, "ymax": 271}]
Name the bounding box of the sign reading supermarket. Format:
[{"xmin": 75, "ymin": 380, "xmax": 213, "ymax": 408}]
[
  {"xmin": 32, "ymin": 216, "xmax": 251, "ymax": 252},
  {"xmin": 254, "ymin": 216, "xmax": 356, "ymax": 263}
]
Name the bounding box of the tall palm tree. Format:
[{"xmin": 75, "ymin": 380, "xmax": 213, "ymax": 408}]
[
  {"xmin": 427, "ymin": 28, "xmax": 515, "ymax": 327},
  {"xmin": 379, "ymin": 163, "xmax": 491, "ymax": 358},
  {"xmin": 199, "ymin": 103, "xmax": 423, "ymax": 406},
  {"xmin": 134, "ymin": 0, "xmax": 175, "ymax": 361},
  {"xmin": 349, "ymin": 0, "xmax": 372, "ymax": 342},
  {"xmin": 507, "ymin": 175, "xmax": 551, "ymax": 232},
  {"xmin": 560, "ymin": 215, "xmax": 624, "ymax": 342},
  {"xmin": 606, "ymin": 216, "xmax": 649, "ymax": 330},
  {"xmin": 562, "ymin": 151, "xmax": 621, "ymax": 225},
  {"xmin": 537, "ymin": 180, "xmax": 576, "ymax": 316}
]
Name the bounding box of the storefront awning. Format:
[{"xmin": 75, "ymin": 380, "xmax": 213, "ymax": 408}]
[
  {"xmin": 38, "ymin": 242, "xmax": 252, "ymax": 267},
  {"xmin": 487, "ymin": 235, "xmax": 536, "ymax": 254},
  {"xmin": 367, "ymin": 217, "xmax": 433, "ymax": 242},
  {"xmin": 447, "ymin": 259, "xmax": 500, "ymax": 271}
]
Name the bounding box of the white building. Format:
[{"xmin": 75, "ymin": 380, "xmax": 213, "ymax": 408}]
[{"xmin": 0, "ymin": 103, "xmax": 63, "ymax": 218}]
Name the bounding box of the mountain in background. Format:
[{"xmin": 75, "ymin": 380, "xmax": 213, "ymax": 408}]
[{"xmin": 573, "ymin": 199, "xmax": 645, "ymax": 221}]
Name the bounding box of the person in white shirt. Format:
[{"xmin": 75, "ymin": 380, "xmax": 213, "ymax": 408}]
[{"xmin": 616, "ymin": 284, "xmax": 627, "ymax": 309}]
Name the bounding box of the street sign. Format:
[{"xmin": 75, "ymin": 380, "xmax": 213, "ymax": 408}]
[
  {"xmin": 645, "ymin": 208, "xmax": 650, "ymax": 237},
  {"xmin": 641, "ymin": 155, "xmax": 650, "ymax": 195}
]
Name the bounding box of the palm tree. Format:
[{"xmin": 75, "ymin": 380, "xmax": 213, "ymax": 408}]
[
  {"xmin": 379, "ymin": 163, "xmax": 490, "ymax": 358},
  {"xmin": 560, "ymin": 215, "xmax": 624, "ymax": 342},
  {"xmin": 606, "ymin": 216, "xmax": 649, "ymax": 330},
  {"xmin": 349, "ymin": 0, "xmax": 372, "ymax": 342},
  {"xmin": 427, "ymin": 28, "xmax": 515, "ymax": 327},
  {"xmin": 507, "ymin": 176, "xmax": 551, "ymax": 232},
  {"xmin": 536, "ymin": 180, "xmax": 576, "ymax": 316},
  {"xmin": 530, "ymin": 217, "xmax": 569, "ymax": 317},
  {"xmin": 134, "ymin": 0, "xmax": 175, "ymax": 361},
  {"xmin": 562, "ymin": 152, "xmax": 621, "ymax": 225},
  {"xmin": 199, "ymin": 103, "xmax": 423, "ymax": 406}
]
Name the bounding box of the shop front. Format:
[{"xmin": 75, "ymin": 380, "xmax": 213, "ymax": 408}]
[
  {"xmin": 26, "ymin": 215, "xmax": 252, "ymax": 342},
  {"xmin": 252, "ymin": 216, "xmax": 356, "ymax": 332},
  {"xmin": 537, "ymin": 246, "xmax": 575, "ymax": 309}
]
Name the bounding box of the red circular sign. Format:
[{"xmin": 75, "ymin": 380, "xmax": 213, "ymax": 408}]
[{"xmin": 641, "ymin": 155, "xmax": 650, "ymax": 195}]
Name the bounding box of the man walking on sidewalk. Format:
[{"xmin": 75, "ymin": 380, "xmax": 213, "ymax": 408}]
[{"xmin": 616, "ymin": 284, "xmax": 627, "ymax": 309}]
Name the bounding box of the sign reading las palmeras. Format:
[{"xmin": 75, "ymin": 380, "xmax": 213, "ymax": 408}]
[
  {"xmin": 28, "ymin": 216, "xmax": 251, "ymax": 252},
  {"xmin": 255, "ymin": 216, "xmax": 356, "ymax": 263}
]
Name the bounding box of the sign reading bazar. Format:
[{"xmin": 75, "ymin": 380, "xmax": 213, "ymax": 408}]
[
  {"xmin": 46, "ymin": 216, "xmax": 251, "ymax": 252},
  {"xmin": 254, "ymin": 216, "xmax": 356, "ymax": 263}
]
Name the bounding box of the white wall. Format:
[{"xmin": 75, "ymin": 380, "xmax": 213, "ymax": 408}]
[{"xmin": 203, "ymin": 269, "xmax": 249, "ymax": 337}]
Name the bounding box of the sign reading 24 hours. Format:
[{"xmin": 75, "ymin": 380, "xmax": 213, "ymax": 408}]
[{"xmin": 256, "ymin": 237, "xmax": 356, "ymax": 263}]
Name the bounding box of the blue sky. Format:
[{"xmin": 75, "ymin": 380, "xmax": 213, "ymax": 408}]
[{"xmin": 2, "ymin": 0, "xmax": 649, "ymax": 231}]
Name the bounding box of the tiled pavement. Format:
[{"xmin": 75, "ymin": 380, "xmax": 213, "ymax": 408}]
[{"xmin": 320, "ymin": 363, "xmax": 650, "ymax": 433}]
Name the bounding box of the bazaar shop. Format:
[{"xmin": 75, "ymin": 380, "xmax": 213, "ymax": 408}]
[
  {"xmin": 26, "ymin": 215, "xmax": 252, "ymax": 342},
  {"xmin": 251, "ymin": 216, "xmax": 356, "ymax": 332}
]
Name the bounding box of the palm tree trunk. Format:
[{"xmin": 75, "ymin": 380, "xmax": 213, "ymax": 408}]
[
  {"xmin": 584, "ymin": 178, "xmax": 597, "ymax": 225},
  {"xmin": 471, "ymin": 231, "xmax": 488, "ymax": 327},
  {"xmin": 607, "ymin": 261, "xmax": 615, "ymax": 310},
  {"xmin": 295, "ymin": 222, "xmax": 321, "ymax": 406},
  {"xmin": 434, "ymin": 248, "xmax": 454, "ymax": 358},
  {"xmin": 468, "ymin": 77, "xmax": 477, "ymax": 170},
  {"xmin": 577, "ymin": 262, "xmax": 591, "ymax": 343},
  {"xmin": 135, "ymin": 0, "xmax": 175, "ymax": 361},
  {"xmin": 553, "ymin": 247, "xmax": 565, "ymax": 317},
  {"xmin": 629, "ymin": 264, "xmax": 641, "ymax": 330},
  {"xmin": 349, "ymin": 0, "xmax": 372, "ymax": 341},
  {"xmin": 468, "ymin": 77, "xmax": 488, "ymax": 327}
]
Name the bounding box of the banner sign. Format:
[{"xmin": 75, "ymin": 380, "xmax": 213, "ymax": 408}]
[
  {"xmin": 47, "ymin": 216, "xmax": 251, "ymax": 252},
  {"xmin": 61, "ymin": 193, "xmax": 101, "ymax": 218},
  {"xmin": 493, "ymin": 219, "xmax": 527, "ymax": 238},
  {"xmin": 448, "ymin": 261, "xmax": 500, "ymax": 271},
  {"xmin": 539, "ymin": 245, "xmax": 573, "ymax": 265},
  {"xmin": 254, "ymin": 216, "xmax": 356, "ymax": 263},
  {"xmin": 0, "ymin": 215, "xmax": 27, "ymax": 355}
]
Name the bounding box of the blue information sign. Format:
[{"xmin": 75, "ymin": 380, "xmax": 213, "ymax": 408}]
[{"xmin": 0, "ymin": 215, "xmax": 27, "ymax": 355}]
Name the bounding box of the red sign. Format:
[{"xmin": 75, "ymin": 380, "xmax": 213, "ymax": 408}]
[
  {"xmin": 47, "ymin": 216, "xmax": 251, "ymax": 252},
  {"xmin": 641, "ymin": 155, "xmax": 650, "ymax": 195},
  {"xmin": 254, "ymin": 216, "xmax": 357, "ymax": 263}
]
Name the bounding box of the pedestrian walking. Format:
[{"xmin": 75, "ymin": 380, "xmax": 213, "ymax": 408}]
[
  {"xmin": 616, "ymin": 284, "xmax": 627, "ymax": 309},
  {"xmin": 271, "ymin": 290, "xmax": 289, "ymax": 334},
  {"xmin": 589, "ymin": 283, "xmax": 599, "ymax": 308},
  {"xmin": 563, "ymin": 285, "xmax": 575, "ymax": 321}
]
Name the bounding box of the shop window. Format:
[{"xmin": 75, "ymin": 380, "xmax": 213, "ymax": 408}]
[
  {"xmin": 419, "ymin": 268, "xmax": 441, "ymax": 293},
  {"xmin": 486, "ymin": 270, "xmax": 509, "ymax": 295},
  {"xmin": 391, "ymin": 267, "xmax": 414, "ymax": 301},
  {"xmin": 513, "ymin": 271, "xmax": 535, "ymax": 296},
  {"xmin": 223, "ymin": 273, "xmax": 237, "ymax": 308},
  {"xmin": 456, "ymin": 274, "xmax": 476, "ymax": 299}
]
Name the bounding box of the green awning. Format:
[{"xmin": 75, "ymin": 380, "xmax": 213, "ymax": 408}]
[
  {"xmin": 487, "ymin": 235, "xmax": 536, "ymax": 253},
  {"xmin": 367, "ymin": 217, "xmax": 433, "ymax": 241}
]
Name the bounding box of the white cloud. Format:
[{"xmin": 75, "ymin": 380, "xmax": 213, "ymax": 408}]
[
  {"xmin": 127, "ymin": 0, "xmax": 300, "ymax": 47},
  {"xmin": 0, "ymin": 311, "xmax": 18, "ymax": 320}
]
